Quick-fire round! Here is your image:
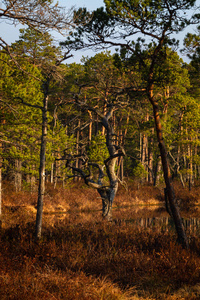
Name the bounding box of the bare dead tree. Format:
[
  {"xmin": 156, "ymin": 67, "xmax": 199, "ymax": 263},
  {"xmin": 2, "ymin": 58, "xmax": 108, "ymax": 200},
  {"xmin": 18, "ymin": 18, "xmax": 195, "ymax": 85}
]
[
  {"xmin": 63, "ymin": 101, "xmax": 125, "ymax": 220},
  {"xmin": 0, "ymin": 0, "xmax": 74, "ymax": 36}
]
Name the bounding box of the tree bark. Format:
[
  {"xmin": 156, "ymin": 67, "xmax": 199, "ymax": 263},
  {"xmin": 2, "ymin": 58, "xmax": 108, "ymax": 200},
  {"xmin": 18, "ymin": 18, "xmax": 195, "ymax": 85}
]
[
  {"xmin": 102, "ymin": 155, "xmax": 118, "ymax": 220},
  {"xmin": 14, "ymin": 158, "xmax": 22, "ymax": 192},
  {"xmin": 188, "ymin": 141, "xmax": 194, "ymax": 191},
  {"xmin": 148, "ymin": 133, "xmax": 154, "ymax": 183},
  {"xmin": 35, "ymin": 80, "xmax": 49, "ymax": 240},
  {"xmin": 117, "ymin": 129, "xmax": 124, "ymax": 181},
  {"xmin": 100, "ymin": 111, "xmax": 120, "ymax": 220},
  {"xmin": 152, "ymin": 102, "xmax": 189, "ymax": 248},
  {"xmin": 88, "ymin": 110, "xmax": 92, "ymax": 143},
  {"xmin": 74, "ymin": 120, "xmax": 80, "ymax": 182}
]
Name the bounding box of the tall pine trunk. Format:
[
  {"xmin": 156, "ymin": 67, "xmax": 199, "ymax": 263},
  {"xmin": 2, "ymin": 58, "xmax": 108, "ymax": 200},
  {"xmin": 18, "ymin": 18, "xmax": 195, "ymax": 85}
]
[
  {"xmin": 14, "ymin": 158, "xmax": 22, "ymax": 192},
  {"xmin": 148, "ymin": 133, "xmax": 154, "ymax": 183},
  {"xmin": 146, "ymin": 39, "xmax": 188, "ymax": 248},
  {"xmin": 35, "ymin": 80, "xmax": 49, "ymax": 240},
  {"xmin": 74, "ymin": 120, "xmax": 80, "ymax": 182},
  {"xmin": 152, "ymin": 102, "xmax": 189, "ymax": 248}
]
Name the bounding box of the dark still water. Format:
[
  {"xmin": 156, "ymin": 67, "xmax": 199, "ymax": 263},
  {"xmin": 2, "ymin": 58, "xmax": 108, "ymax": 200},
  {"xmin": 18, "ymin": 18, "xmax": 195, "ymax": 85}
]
[
  {"xmin": 45, "ymin": 204, "xmax": 200, "ymax": 234},
  {"xmin": 125, "ymin": 216, "xmax": 200, "ymax": 234}
]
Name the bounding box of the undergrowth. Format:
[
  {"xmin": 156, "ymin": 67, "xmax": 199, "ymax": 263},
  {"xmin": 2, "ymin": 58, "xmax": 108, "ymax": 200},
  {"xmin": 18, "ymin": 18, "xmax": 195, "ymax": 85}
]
[{"xmin": 1, "ymin": 181, "xmax": 200, "ymax": 299}]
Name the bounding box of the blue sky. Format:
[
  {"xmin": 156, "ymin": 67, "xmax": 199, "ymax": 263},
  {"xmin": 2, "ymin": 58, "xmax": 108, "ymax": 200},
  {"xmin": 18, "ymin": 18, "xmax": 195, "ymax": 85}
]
[
  {"xmin": 0, "ymin": 0, "xmax": 198, "ymax": 63},
  {"xmin": 59, "ymin": 0, "xmax": 104, "ymax": 10},
  {"xmin": 53, "ymin": 0, "xmax": 105, "ymax": 63},
  {"xmin": 57, "ymin": 0, "xmax": 198, "ymax": 63},
  {"xmin": 0, "ymin": 0, "xmax": 105, "ymax": 63},
  {"xmin": 0, "ymin": 0, "xmax": 104, "ymax": 44}
]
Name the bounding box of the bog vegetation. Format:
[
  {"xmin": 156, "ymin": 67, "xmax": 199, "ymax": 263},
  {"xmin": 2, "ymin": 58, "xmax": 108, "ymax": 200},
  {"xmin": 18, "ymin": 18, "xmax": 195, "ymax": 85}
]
[
  {"xmin": 1, "ymin": 0, "xmax": 200, "ymax": 299},
  {"xmin": 1, "ymin": 182, "xmax": 200, "ymax": 299}
]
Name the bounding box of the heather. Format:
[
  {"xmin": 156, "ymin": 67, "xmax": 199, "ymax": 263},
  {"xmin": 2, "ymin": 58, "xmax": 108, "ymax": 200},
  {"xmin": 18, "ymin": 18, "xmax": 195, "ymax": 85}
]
[{"xmin": 1, "ymin": 182, "xmax": 200, "ymax": 300}]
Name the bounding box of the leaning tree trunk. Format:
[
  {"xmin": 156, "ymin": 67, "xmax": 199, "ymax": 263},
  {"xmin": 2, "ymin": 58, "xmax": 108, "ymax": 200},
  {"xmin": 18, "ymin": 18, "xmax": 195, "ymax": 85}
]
[
  {"xmin": 35, "ymin": 80, "xmax": 49, "ymax": 240},
  {"xmin": 152, "ymin": 102, "xmax": 189, "ymax": 248},
  {"xmin": 147, "ymin": 38, "xmax": 188, "ymax": 248}
]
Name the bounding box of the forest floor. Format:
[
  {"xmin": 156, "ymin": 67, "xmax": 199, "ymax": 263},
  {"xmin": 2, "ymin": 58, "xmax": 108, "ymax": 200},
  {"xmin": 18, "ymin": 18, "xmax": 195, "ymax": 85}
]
[{"xmin": 1, "ymin": 180, "xmax": 200, "ymax": 299}]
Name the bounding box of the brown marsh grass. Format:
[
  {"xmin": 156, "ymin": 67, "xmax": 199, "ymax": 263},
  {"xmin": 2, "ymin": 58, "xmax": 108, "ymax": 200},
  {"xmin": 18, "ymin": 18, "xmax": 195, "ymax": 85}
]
[{"xmin": 1, "ymin": 181, "xmax": 200, "ymax": 299}]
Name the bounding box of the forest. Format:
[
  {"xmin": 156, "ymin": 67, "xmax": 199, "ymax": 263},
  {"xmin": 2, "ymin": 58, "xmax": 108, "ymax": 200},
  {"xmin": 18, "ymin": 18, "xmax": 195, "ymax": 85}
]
[{"xmin": 0, "ymin": 0, "xmax": 200, "ymax": 299}]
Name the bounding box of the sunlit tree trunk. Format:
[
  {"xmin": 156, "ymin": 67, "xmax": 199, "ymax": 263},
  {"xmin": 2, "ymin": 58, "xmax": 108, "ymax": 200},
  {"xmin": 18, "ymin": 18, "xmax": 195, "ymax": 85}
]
[
  {"xmin": 154, "ymin": 155, "xmax": 162, "ymax": 186},
  {"xmin": 145, "ymin": 37, "xmax": 189, "ymax": 248},
  {"xmin": 95, "ymin": 115, "xmax": 99, "ymax": 135},
  {"xmin": 176, "ymin": 111, "xmax": 185, "ymax": 187},
  {"xmin": 35, "ymin": 79, "xmax": 49, "ymax": 240},
  {"xmin": 151, "ymin": 100, "xmax": 188, "ymax": 248},
  {"xmin": 14, "ymin": 158, "xmax": 22, "ymax": 192},
  {"xmin": 88, "ymin": 110, "xmax": 92, "ymax": 144},
  {"xmin": 74, "ymin": 120, "xmax": 80, "ymax": 182},
  {"xmin": 50, "ymin": 162, "xmax": 54, "ymax": 184},
  {"xmin": 31, "ymin": 165, "xmax": 36, "ymax": 192},
  {"xmin": 117, "ymin": 129, "xmax": 124, "ymax": 181},
  {"xmin": 140, "ymin": 132, "xmax": 148, "ymax": 182},
  {"xmin": 188, "ymin": 141, "xmax": 194, "ymax": 191},
  {"xmin": 148, "ymin": 133, "xmax": 154, "ymax": 184},
  {"xmin": 194, "ymin": 142, "xmax": 197, "ymax": 180},
  {"xmin": 54, "ymin": 160, "xmax": 58, "ymax": 189}
]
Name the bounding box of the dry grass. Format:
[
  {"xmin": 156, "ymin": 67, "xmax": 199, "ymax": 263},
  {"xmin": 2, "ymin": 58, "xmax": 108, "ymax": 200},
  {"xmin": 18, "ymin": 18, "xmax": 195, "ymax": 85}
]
[{"xmin": 1, "ymin": 181, "xmax": 200, "ymax": 299}]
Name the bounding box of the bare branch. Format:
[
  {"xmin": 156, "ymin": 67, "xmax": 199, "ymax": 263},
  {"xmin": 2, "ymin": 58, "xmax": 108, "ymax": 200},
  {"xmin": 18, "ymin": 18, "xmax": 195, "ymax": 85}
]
[
  {"xmin": 1, "ymin": 1, "xmax": 74, "ymax": 33},
  {"xmin": 104, "ymin": 148, "xmax": 126, "ymax": 165},
  {"xmin": 14, "ymin": 97, "xmax": 42, "ymax": 110},
  {"xmin": 0, "ymin": 98, "xmax": 18, "ymax": 117},
  {"xmin": 0, "ymin": 138, "xmax": 27, "ymax": 148}
]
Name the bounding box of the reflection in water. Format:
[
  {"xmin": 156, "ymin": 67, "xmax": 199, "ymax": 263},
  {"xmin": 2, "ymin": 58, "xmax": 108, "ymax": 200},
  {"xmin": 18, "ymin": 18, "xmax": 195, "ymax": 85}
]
[
  {"xmin": 44, "ymin": 205, "xmax": 200, "ymax": 234},
  {"xmin": 126, "ymin": 217, "xmax": 200, "ymax": 233}
]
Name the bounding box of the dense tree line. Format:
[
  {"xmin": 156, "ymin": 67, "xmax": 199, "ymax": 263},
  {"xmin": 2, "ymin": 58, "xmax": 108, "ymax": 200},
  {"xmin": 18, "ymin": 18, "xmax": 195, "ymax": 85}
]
[{"xmin": 0, "ymin": 0, "xmax": 200, "ymax": 245}]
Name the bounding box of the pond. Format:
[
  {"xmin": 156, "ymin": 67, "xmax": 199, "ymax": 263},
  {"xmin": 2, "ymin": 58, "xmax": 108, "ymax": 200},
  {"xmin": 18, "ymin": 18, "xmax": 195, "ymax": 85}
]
[
  {"xmin": 125, "ymin": 216, "xmax": 200, "ymax": 234},
  {"xmin": 44, "ymin": 204, "xmax": 200, "ymax": 234}
]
